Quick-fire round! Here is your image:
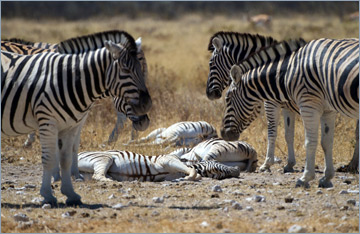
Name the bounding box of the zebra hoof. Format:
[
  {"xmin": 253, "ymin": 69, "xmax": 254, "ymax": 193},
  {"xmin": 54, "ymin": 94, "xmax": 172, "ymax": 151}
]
[
  {"xmin": 336, "ymin": 165, "xmax": 359, "ymax": 174},
  {"xmin": 66, "ymin": 198, "xmax": 83, "ymax": 207},
  {"xmin": 295, "ymin": 179, "xmax": 310, "ymax": 188},
  {"xmin": 259, "ymin": 165, "xmax": 271, "ymax": 173},
  {"xmin": 318, "ymin": 177, "xmax": 333, "ymax": 188},
  {"xmin": 283, "ymin": 166, "xmax": 295, "ymax": 173}
]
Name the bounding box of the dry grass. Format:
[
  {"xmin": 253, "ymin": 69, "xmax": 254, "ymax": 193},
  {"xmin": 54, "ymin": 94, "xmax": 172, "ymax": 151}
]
[{"xmin": 1, "ymin": 13, "xmax": 359, "ymax": 233}]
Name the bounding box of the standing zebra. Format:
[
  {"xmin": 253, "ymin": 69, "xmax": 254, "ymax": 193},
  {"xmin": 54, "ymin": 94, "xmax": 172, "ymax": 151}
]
[
  {"xmin": 222, "ymin": 38, "xmax": 358, "ymax": 188},
  {"xmin": 2, "ymin": 31, "xmax": 152, "ymax": 205},
  {"xmin": 2, "ymin": 32, "xmax": 148, "ymax": 146},
  {"xmin": 206, "ymin": 31, "xmax": 359, "ymax": 173},
  {"xmin": 77, "ymin": 150, "xmax": 240, "ymax": 181}
]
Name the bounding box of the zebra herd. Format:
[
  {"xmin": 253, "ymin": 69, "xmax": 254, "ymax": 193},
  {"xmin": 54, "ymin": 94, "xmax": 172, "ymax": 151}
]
[{"xmin": 1, "ymin": 30, "xmax": 358, "ymax": 206}]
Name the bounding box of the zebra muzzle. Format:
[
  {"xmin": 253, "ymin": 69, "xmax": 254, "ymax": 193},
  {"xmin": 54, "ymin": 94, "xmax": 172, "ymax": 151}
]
[
  {"xmin": 128, "ymin": 90, "xmax": 152, "ymax": 116},
  {"xmin": 206, "ymin": 87, "xmax": 222, "ymax": 100},
  {"xmin": 220, "ymin": 127, "xmax": 239, "ymax": 141},
  {"xmin": 131, "ymin": 115, "xmax": 150, "ymax": 131}
]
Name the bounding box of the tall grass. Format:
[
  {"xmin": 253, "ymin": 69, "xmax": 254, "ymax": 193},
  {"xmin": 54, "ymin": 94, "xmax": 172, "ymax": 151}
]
[{"xmin": 1, "ymin": 14, "xmax": 358, "ymax": 169}]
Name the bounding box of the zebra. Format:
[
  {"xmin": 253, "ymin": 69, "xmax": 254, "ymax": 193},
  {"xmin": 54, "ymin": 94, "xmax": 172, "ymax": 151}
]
[
  {"xmin": 128, "ymin": 121, "xmax": 218, "ymax": 147},
  {"xmin": 2, "ymin": 32, "xmax": 149, "ymax": 146},
  {"xmin": 206, "ymin": 31, "xmax": 359, "ymax": 174},
  {"xmin": 77, "ymin": 150, "xmax": 240, "ymax": 182},
  {"xmin": 1, "ymin": 37, "xmax": 150, "ymax": 181},
  {"xmin": 170, "ymin": 138, "xmax": 258, "ymax": 172},
  {"xmin": 1, "ymin": 31, "xmax": 152, "ymax": 205},
  {"xmin": 221, "ymin": 38, "xmax": 358, "ymax": 188}
]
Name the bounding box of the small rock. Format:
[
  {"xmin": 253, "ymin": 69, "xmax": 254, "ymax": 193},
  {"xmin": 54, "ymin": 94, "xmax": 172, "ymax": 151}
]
[
  {"xmin": 316, "ymin": 190, "xmax": 323, "ymax": 195},
  {"xmin": 212, "ymin": 185, "xmax": 222, "ymax": 192},
  {"xmin": 274, "ymin": 157, "xmax": 282, "ymax": 164},
  {"xmin": 347, "ymin": 189, "xmax": 359, "ymax": 194},
  {"xmin": 80, "ymin": 212, "xmax": 90, "ymax": 218},
  {"xmin": 232, "ymin": 190, "xmax": 244, "ymax": 196},
  {"xmin": 343, "ymin": 180, "xmax": 352, "ymax": 184},
  {"xmin": 285, "ymin": 196, "xmax": 294, "ymax": 203},
  {"xmin": 245, "ymin": 197, "xmax": 252, "ymax": 202},
  {"xmin": 215, "ymin": 222, "xmax": 223, "ymax": 229},
  {"xmin": 62, "ymin": 210, "xmax": 76, "ymax": 218},
  {"xmin": 326, "ymin": 188, "xmax": 334, "ymax": 191},
  {"xmin": 340, "ymin": 206, "xmax": 349, "ymax": 211},
  {"xmin": 153, "ymin": 197, "xmax": 164, "ymax": 203},
  {"xmin": 223, "ymin": 207, "xmax": 229, "ymax": 213},
  {"xmin": 108, "ymin": 194, "xmax": 116, "ymax": 199},
  {"xmin": 223, "ymin": 199, "xmax": 235, "ymax": 205},
  {"xmin": 42, "ymin": 204, "xmax": 51, "ymax": 209},
  {"xmin": 346, "ymin": 199, "xmax": 357, "ymax": 206},
  {"xmin": 211, "ymin": 193, "xmax": 220, "ymax": 198},
  {"xmin": 14, "ymin": 213, "xmax": 29, "ymax": 222},
  {"xmin": 341, "ymin": 216, "xmax": 348, "ymax": 221},
  {"xmin": 288, "ymin": 224, "xmax": 306, "ymax": 233},
  {"xmin": 232, "ymin": 202, "xmax": 242, "ymax": 210},
  {"xmin": 200, "ymin": 221, "xmax": 209, "ymax": 227},
  {"xmin": 253, "ymin": 195, "xmax": 265, "ymax": 202},
  {"xmin": 112, "ymin": 203, "xmax": 125, "ymax": 210},
  {"xmin": 277, "ymin": 206, "xmax": 285, "ymax": 210},
  {"xmin": 246, "ymin": 206, "xmax": 254, "ymax": 211},
  {"xmin": 16, "ymin": 191, "xmax": 25, "ymax": 195},
  {"xmin": 339, "ymin": 190, "xmax": 349, "ymax": 194},
  {"xmin": 151, "ymin": 211, "xmax": 160, "ymax": 217},
  {"xmin": 223, "ymin": 229, "xmax": 231, "ymax": 233},
  {"xmin": 25, "ymin": 208, "xmax": 32, "ymax": 213},
  {"xmin": 24, "ymin": 184, "xmax": 36, "ymax": 189},
  {"xmin": 273, "ymin": 182, "xmax": 280, "ymax": 186}
]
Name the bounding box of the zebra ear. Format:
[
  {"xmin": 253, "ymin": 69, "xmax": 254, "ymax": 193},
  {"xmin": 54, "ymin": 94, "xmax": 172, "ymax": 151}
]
[
  {"xmin": 212, "ymin": 37, "xmax": 223, "ymax": 51},
  {"xmin": 230, "ymin": 65, "xmax": 242, "ymax": 84},
  {"xmin": 135, "ymin": 37, "xmax": 142, "ymax": 53},
  {"xmin": 194, "ymin": 152, "xmax": 203, "ymax": 161},
  {"xmin": 105, "ymin": 40, "xmax": 125, "ymax": 60}
]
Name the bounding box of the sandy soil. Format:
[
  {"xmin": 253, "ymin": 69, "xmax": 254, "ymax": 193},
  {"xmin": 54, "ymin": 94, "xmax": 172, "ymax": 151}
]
[{"xmin": 1, "ymin": 158, "xmax": 359, "ymax": 233}]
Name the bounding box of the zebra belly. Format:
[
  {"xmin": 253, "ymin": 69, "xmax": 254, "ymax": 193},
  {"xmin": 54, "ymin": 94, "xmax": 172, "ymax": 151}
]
[{"xmin": 107, "ymin": 158, "xmax": 171, "ymax": 182}]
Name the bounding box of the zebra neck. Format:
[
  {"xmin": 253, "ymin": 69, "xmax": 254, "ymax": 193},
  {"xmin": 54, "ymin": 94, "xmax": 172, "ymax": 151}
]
[{"xmin": 241, "ymin": 55, "xmax": 293, "ymax": 103}]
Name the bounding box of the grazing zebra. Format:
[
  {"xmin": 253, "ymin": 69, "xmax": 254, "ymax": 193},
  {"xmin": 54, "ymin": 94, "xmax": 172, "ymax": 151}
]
[
  {"xmin": 77, "ymin": 150, "xmax": 240, "ymax": 181},
  {"xmin": 171, "ymin": 138, "xmax": 258, "ymax": 172},
  {"xmin": 222, "ymin": 38, "xmax": 358, "ymax": 188},
  {"xmin": 206, "ymin": 31, "xmax": 305, "ymax": 173},
  {"xmin": 206, "ymin": 32, "xmax": 359, "ymax": 174},
  {"xmin": 128, "ymin": 121, "xmax": 218, "ymax": 147},
  {"xmin": 1, "ymin": 31, "xmax": 152, "ymax": 205}
]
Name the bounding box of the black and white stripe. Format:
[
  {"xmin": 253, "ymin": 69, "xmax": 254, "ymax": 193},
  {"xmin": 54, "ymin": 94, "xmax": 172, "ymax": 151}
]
[
  {"xmin": 77, "ymin": 150, "xmax": 239, "ymax": 181},
  {"xmin": 1, "ymin": 30, "xmax": 152, "ymax": 205},
  {"xmin": 222, "ymin": 38, "xmax": 358, "ymax": 188}
]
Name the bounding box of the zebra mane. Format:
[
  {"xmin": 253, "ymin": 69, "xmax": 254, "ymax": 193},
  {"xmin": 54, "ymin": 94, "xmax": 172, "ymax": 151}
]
[
  {"xmin": 238, "ymin": 38, "xmax": 307, "ymax": 74},
  {"xmin": 2, "ymin": 38, "xmax": 34, "ymax": 45},
  {"xmin": 207, "ymin": 31, "xmax": 278, "ymax": 52},
  {"xmin": 57, "ymin": 30, "xmax": 137, "ymax": 55}
]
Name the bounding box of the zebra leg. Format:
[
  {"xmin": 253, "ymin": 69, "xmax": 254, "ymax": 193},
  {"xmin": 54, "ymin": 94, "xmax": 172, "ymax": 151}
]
[
  {"xmin": 283, "ymin": 109, "xmax": 296, "ymax": 173},
  {"xmin": 318, "ymin": 111, "xmax": 336, "ymax": 188},
  {"xmin": 108, "ymin": 112, "xmax": 126, "ymax": 143},
  {"xmin": 259, "ymin": 102, "xmax": 281, "ymax": 172},
  {"xmin": 130, "ymin": 128, "xmax": 138, "ymax": 141},
  {"xmin": 23, "ymin": 132, "xmax": 36, "ymax": 148},
  {"xmin": 58, "ymin": 127, "xmax": 82, "ymax": 206},
  {"xmin": 92, "ymin": 154, "xmax": 114, "ymax": 182},
  {"xmin": 296, "ymin": 107, "xmax": 321, "ymax": 188},
  {"xmin": 38, "ymin": 123, "xmax": 59, "ymax": 206},
  {"xmin": 129, "ymin": 128, "xmax": 166, "ymax": 144},
  {"xmin": 161, "ymin": 156, "xmax": 201, "ymax": 181},
  {"xmin": 337, "ymin": 120, "xmax": 359, "ymax": 173},
  {"xmin": 70, "ymin": 125, "xmax": 85, "ymax": 181}
]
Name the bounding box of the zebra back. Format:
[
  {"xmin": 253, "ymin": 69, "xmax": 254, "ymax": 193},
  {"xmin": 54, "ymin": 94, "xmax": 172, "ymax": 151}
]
[
  {"xmin": 1, "ymin": 41, "xmax": 55, "ymax": 55},
  {"xmin": 2, "ymin": 38, "xmax": 57, "ymax": 50}
]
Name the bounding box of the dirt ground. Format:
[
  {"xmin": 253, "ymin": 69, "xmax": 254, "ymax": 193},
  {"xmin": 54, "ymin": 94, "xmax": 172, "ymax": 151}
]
[{"xmin": 1, "ymin": 156, "xmax": 359, "ymax": 233}]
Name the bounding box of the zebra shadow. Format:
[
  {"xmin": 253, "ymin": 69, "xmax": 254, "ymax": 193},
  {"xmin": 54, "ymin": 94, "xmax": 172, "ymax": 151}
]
[{"xmin": 1, "ymin": 202, "xmax": 108, "ymax": 209}]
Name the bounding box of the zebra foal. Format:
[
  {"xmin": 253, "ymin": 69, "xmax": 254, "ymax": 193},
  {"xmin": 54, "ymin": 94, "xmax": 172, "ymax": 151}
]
[{"xmin": 1, "ymin": 31, "xmax": 152, "ymax": 205}]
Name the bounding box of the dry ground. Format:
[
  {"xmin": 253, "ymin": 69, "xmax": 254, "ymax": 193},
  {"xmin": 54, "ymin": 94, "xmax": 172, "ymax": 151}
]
[{"xmin": 1, "ymin": 13, "xmax": 359, "ymax": 233}]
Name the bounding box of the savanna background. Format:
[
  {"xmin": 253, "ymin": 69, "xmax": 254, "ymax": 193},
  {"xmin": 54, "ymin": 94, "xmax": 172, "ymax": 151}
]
[{"xmin": 1, "ymin": 1, "xmax": 359, "ymax": 233}]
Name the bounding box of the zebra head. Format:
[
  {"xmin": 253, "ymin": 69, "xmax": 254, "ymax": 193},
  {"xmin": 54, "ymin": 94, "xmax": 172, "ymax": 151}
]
[
  {"xmin": 105, "ymin": 39, "xmax": 152, "ymax": 116},
  {"xmin": 206, "ymin": 36, "xmax": 234, "ymax": 100},
  {"xmin": 221, "ymin": 65, "xmax": 262, "ymax": 141},
  {"xmin": 192, "ymin": 161, "xmax": 240, "ymax": 179},
  {"xmin": 112, "ymin": 38, "xmax": 150, "ymax": 131}
]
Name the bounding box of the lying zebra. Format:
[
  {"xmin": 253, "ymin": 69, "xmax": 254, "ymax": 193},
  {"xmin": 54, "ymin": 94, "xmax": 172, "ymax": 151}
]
[
  {"xmin": 77, "ymin": 150, "xmax": 240, "ymax": 181},
  {"xmin": 128, "ymin": 121, "xmax": 218, "ymax": 147},
  {"xmin": 171, "ymin": 138, "xmax": 258, "ymax": 172}
]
